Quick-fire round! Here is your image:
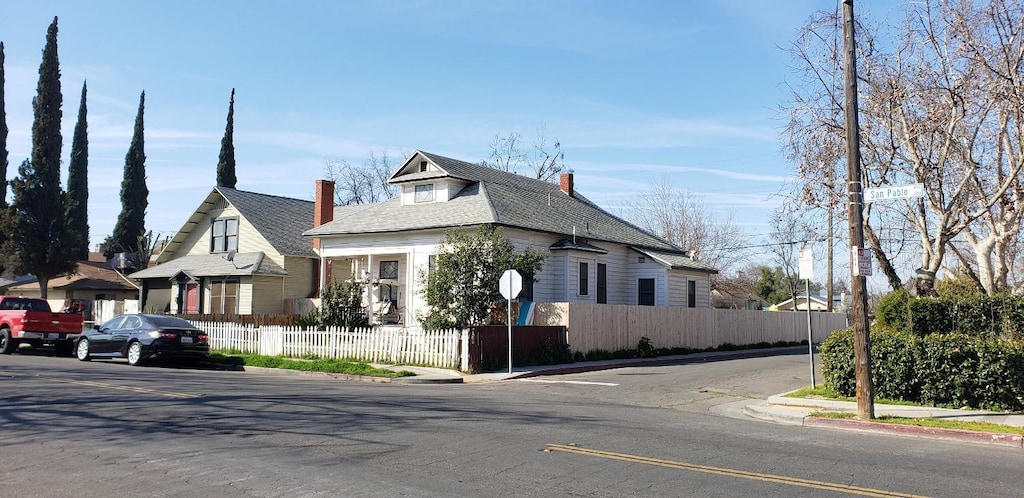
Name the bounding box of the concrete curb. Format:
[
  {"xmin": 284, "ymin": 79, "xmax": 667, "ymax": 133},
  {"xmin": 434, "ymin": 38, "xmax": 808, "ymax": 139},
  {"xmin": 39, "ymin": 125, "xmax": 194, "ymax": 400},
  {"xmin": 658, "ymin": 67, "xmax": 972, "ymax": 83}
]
[
  {"xmin": 224, "ymin": 365, "xmax": 466, "ymax": 384},
  {"xmin": 804, "ymin": 416, "xmax": 1024, "ymax": 449}
]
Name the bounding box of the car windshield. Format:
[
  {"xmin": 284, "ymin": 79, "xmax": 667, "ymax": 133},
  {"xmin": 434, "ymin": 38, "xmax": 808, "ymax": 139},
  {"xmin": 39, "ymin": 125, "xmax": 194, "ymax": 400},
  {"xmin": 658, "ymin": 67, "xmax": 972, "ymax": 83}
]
[{"xmin": 146, "ymin": 315, "xmax": 196, "ymax": 329}]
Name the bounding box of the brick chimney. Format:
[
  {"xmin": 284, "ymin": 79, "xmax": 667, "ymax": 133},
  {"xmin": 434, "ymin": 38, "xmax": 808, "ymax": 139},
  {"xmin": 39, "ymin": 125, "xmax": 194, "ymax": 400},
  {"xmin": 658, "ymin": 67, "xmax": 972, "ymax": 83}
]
[
  {"xmin": 559, "ymin": 171, "xmax": 574, "ymax": 197},
  {"xmin": 313, "ymin": 179, "xmax": 335, "ymax": 250}
]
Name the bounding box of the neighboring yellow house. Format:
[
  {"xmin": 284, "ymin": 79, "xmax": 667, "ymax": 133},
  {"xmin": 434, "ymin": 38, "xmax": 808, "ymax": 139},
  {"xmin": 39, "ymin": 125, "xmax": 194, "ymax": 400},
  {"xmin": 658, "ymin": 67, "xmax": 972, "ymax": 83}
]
[{"xmin": 129, "ymin": 187, "xmax": 320, "ymax": 315}]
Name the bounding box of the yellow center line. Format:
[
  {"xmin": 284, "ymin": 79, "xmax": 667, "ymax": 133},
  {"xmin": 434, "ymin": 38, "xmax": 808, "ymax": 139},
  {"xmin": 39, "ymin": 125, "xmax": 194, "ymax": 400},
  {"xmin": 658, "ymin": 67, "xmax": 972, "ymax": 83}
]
[
  {"xmin": 63, "ymin": 379, "xmax": 200, "ymax": 399},
  {"xmin": 544, "ymin": 444, "xmax": 928, "ymax": 498}
]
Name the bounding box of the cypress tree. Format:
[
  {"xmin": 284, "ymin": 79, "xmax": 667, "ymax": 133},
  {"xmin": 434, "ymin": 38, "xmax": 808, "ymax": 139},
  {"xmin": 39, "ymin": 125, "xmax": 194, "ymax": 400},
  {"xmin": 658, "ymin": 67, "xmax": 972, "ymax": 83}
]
[
  {"xmin": 107, "ymin": 91, "xmax": 147, "ymax": 260},
  {"xmin": 1, "ymin": 41, "xmax": 8, "ymax": 207},
  {"xmin": 216, "ymin": 88, "xmax": 236, "ymax": 188},
  {"xmin": 0, "ymin": 42, "xmax": 9, "ymax": 274},
  {"xmin": 66, "ymin": 81, "xmax": 89, "ymax": 259},
  {"xmin": 9, "ymin": 17, "xmax": 77, "ymax": 297}
]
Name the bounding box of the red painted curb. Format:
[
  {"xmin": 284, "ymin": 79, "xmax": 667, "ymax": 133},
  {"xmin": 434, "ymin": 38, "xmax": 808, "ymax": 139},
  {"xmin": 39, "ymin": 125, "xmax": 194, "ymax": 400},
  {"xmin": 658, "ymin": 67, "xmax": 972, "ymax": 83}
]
[{"xmin": 805, "ymin": 417, "xmax": 1024, "ymax": 448}]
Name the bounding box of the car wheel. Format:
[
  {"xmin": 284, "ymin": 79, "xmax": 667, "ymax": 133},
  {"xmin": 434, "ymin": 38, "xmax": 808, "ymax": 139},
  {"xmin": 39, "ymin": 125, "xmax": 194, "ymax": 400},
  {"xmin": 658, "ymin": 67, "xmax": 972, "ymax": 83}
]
[
  {"xmin": 76, "ymin": 338, "xmax": 91, "ymax": 361},
  {"xmin": 0, "ymin": 327, "xmax": 16, "ymax": 354},
  {"xmin": 127, "ymin": 342, "xmax": 143, "ymax": 366}
]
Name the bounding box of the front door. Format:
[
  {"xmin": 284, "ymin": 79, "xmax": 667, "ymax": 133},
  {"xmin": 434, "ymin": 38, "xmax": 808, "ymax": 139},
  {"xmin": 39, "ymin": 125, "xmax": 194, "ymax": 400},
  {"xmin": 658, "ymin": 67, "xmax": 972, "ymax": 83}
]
[
  {"xmin": 638, "ymin": 278, "xmax": 655, "ymax": 306},
  {"xmin": 185, "ymin": 283, "xmax": 199, "ymax": 314}
]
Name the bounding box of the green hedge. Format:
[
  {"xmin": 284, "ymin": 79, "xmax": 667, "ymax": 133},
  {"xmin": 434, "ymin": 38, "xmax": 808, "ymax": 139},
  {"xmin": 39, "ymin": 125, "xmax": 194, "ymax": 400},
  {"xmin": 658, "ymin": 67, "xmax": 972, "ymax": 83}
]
[
  {"xmin": 876, "ymin": 291, "xmax": 1024, "ymax": 340},
  {"xmin": 820, "ymin": 327, "xmax": 1024, "ymax": 411}
]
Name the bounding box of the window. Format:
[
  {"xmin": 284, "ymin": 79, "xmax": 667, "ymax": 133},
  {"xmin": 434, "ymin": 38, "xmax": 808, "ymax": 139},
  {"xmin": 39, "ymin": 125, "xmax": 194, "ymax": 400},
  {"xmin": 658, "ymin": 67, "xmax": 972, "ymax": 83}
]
[
  {"xmin": 419, "ymin": 161, "xmax": 428, "ymax": 172},
  {"xmin": 211, "ymin": 218, "xmax": 239, "ymax": 253},
  {"xmin": 521, "ymin": 274, "xmax": 535, "ymax": 301},
  {"xmin": 687, "ymin": 280, "xmax": 697, "ymax": 308},
  {"xmin": 579, "ymin": 262, "xmax": 589, "ymax": 296},
  {"xmin": 597, "ymin": 263, "xmax": 607, "ymax": 304},
  {"xmin": 414, "ymin": 184, "xmax": 434, "ymax": 203},
  {"xmin": 638, "ymin": 278, "xmax": 655, "ymax": 306},
  {"xmin": 379, "ymin": 260, "xmax": 398, "ymax": 280},
  {"xmin": 210, "ymin": 278, "xmax": 239, "ymax": 314}
]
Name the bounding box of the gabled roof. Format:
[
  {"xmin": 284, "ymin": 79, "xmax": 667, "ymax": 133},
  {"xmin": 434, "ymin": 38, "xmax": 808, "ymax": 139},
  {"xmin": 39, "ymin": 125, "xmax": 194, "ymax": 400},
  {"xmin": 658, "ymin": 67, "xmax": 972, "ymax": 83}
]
[
  {"xmin": 130, "ymin": 252, "xmax": 287, "ymax": 279},
  {"xmin": 632, "ymin": 247, "xmax": 719, "ymax": 273},
  {"xmin": 3, "ymin": 253, "xmax": 138, "ymax": 292},
  {"xmin": 308, "ymin": 150, "xmax": 694, "ymax": 257},
  {"xmin": 157, "ymin": 187, "xmax": 316, "ymax": 263}
]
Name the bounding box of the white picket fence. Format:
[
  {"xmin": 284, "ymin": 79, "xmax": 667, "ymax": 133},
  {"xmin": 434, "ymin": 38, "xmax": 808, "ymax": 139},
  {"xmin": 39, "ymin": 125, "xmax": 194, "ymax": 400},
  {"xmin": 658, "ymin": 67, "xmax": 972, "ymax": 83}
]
[{"xmin": 192, "ymin": 321, "xmax": 463, "ymax": 369}]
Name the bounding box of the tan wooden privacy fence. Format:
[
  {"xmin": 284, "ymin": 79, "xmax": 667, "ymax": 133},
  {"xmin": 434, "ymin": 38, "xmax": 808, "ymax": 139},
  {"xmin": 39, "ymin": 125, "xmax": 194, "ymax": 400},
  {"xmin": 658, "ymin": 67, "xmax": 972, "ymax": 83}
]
[
  {"xmin": 192, "ymin": 321, "xmax": 463, "ymax": 369},
  {"xmin": 532, "ymin": 303, "xmax": 849, "ymax": 353}
]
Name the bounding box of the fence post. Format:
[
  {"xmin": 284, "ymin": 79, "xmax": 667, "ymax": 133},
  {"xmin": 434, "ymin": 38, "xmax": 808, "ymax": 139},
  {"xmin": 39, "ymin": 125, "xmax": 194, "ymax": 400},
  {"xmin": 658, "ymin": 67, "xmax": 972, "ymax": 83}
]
[{"xmin": 460, "ymin": 329, "xmax": 470, "ymax": 372}]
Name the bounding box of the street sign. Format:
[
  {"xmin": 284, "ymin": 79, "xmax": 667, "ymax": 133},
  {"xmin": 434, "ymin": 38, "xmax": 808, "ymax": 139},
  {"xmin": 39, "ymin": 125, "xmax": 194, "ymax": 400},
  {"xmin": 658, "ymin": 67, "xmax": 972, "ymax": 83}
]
[
  {"xmin": 798, "ymin": 249, "xmax": 814, "ymax": 280},
  {"xmin": 852, "ymin": 246, "xmax": 873, "ymax": 276},
  {"xmin": 499, "ymin": 269, "xmax": 522, "ymax": 300},
  {"xmin": 863, "ymin": 183, "xmax": 924, "ymax": 203}
]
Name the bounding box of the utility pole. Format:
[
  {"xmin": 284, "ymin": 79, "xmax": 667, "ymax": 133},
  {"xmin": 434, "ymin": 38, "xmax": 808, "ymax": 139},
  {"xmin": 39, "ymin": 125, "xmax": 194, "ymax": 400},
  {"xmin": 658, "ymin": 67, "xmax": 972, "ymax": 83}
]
[
  {"xmin": 827, "ymin": 165, "xmax": 834, "ymax": 313},
  {"xmin": 842, "ymin": 0, "xmax": 874, "ymax": 420}
]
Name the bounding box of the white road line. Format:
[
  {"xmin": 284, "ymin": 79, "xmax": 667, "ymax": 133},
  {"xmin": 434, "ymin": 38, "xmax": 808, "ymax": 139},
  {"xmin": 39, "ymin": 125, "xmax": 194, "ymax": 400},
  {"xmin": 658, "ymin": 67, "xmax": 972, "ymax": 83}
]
[{"xmin": 515, "ymin": 379, "xmax": 619, "ymax": 386}]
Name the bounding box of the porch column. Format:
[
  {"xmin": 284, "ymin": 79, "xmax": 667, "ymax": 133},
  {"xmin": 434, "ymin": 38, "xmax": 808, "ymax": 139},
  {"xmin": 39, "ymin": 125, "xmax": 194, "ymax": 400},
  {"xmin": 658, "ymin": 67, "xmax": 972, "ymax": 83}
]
[
  {"xmin": 366, "ymin": 253, "xmax": 374, "ymax": 324},
  {"xmin": 318, "ymin": 255, "xmax": 327, "ymax": 295},
  {"xmin": 404, "ymin": 249, "xmax": 414, "ymax": 327}
]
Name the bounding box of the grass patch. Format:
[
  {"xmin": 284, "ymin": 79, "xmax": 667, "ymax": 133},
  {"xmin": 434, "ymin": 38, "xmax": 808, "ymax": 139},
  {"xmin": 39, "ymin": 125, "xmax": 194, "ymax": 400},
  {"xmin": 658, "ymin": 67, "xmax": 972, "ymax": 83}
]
[
  {"xmin": 785, "ymin": 386, "xmax": 930, "ymax": 407},
  {"xmin": 807, "ymin": 411, "xmax": 1024, "ymax": 434},
  {"xmin": 209, "ymin": 351, "xmax": 414, "ymax": 378},
  {"xmin": 808, "ymin": 411, "xmax": 855, "ymax": 419},
  {"xmin": 873, "ymin": 415, "xmax": 1024, "ymax": 435}
]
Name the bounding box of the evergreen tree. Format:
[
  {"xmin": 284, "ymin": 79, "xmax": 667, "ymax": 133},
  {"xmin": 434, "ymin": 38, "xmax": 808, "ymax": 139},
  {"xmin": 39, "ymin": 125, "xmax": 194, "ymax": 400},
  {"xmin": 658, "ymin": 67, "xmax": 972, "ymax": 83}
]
[
  {"xmin": 66, "ymin": 81, "xmax": 89, "ymax": 259},
  {"xmin": 0, "ymin": 42, "xmax": 9, "ymax": 275},
  {"xmin": 9, "ymin": 17, "xmax": 77, "ymax": 297},
  {"xmin": 106, "ymin": 91, "xmax": 148, "ymax": 261},
  {"xmin": 1, "ymin": 41, "xmax": 8, "ymax": 207},
  {"xmin": 216, "ymin": 88, "xmax": 236, "ymax": 188}
]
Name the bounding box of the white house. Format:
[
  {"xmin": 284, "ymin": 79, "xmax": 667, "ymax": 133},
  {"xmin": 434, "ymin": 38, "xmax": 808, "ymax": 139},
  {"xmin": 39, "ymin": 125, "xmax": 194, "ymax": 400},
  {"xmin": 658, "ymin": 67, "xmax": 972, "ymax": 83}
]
[{"xmin": 305, "ymin": 150, "xmax": 718, "ymax": 327}]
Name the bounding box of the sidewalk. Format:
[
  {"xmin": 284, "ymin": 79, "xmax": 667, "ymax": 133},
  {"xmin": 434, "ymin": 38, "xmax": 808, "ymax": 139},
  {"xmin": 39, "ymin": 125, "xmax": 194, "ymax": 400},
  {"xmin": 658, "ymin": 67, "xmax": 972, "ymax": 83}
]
[
  {"xmin": 378, "ymin": 345, "xmax": 810, "ymax": 384},
  {"xmin": 744, "ymin": 392, "xmax": 1024, "ymax": 448}
]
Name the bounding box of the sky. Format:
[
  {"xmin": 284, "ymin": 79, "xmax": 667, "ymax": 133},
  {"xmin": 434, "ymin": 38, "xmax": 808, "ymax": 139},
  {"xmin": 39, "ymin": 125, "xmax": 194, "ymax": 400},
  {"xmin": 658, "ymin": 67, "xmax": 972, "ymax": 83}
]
[{"xmin": 1, "ymin": 0, "xmax": 906, "ymax": 280}]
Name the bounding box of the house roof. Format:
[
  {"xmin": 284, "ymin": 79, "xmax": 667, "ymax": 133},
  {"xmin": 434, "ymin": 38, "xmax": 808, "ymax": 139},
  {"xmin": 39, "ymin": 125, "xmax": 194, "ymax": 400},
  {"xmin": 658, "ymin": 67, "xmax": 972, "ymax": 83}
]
[
  {"xmin": 130, "ymin": 252, "xmax": 288, "ymax": 279},
  {"xmin": 308, "ymin": 151, "xmax": 708, "ymax": 268},
  {"xmin": 157, "ymin": 187, "xmax": 316, "ymax": 263},
  {"xmin": 631, "ymin": 247, "xmax": 719, "ymax": 274},
  {"xmin": 3, "ymin": 253, "xmax": 138, "ymax": 292}
]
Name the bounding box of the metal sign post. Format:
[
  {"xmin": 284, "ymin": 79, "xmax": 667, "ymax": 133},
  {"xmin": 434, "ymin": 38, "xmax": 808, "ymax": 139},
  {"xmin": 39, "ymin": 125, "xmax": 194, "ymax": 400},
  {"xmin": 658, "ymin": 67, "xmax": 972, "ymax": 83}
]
[
  {"xmin": 499, "ymin": 269, "xmax": 523, "ymax": 375},
  {"xmin": 798, "ymin": 249, "xmax": 816, "ymax": 389}
]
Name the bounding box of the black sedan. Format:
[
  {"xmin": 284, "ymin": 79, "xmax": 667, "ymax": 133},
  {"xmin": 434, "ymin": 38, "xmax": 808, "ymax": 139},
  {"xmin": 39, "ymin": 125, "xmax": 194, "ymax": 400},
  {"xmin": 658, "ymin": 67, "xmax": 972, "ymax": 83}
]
[{"xmin": 75, "ymin": 314, "xmax": 210, "ymax": 366}]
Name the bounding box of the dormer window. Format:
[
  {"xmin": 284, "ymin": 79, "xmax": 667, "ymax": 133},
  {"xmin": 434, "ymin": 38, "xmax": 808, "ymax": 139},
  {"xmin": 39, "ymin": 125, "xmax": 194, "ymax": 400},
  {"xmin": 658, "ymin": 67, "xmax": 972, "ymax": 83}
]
[
  {"xmin": 419, "ymin": 161, "xmax": 428, "ymax": 173},
  {"xmin": 415, "ymin": 184, "xmax": 434, "ymax": 203},
  {"xmin": 211, "ymin": 217, "xmax": 239, "ymax": 253}
]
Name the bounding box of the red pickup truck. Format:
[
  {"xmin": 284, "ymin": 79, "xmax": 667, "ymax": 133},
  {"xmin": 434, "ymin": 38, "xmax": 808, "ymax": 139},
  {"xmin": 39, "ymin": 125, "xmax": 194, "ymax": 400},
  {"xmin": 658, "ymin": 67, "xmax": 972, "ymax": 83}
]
[{"xmin": 0, "ymin": 296, "xmax": 85, "ymax": 355}]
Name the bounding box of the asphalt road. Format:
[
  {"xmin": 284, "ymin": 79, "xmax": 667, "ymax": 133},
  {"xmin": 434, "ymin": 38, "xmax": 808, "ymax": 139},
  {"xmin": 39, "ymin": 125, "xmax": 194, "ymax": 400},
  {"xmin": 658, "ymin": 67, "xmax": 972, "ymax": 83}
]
[{"xmin": 1, "ymin": 351, "xmax": 1020, "ymax": 497}]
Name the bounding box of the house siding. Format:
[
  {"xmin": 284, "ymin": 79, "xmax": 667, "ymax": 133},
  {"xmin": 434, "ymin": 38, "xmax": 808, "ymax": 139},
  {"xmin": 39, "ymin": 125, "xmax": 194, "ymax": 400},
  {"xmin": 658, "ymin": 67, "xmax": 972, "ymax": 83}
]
[
  {"xmin": 283, "ymin": 255, "xmax": 315, "ymax": 300},
  {"xmin": 180, "ymin": 199, "xmax": 276, "ymax": 258},
  {"xmin": 251, "ymin": 275, "xmax": 284, "ymax": 314}
]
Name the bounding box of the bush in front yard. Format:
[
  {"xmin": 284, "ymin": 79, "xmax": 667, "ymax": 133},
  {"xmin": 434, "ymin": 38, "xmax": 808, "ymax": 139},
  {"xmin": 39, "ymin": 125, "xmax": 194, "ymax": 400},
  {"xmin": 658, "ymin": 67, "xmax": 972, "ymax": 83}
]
[{"xmin": 820, "ymin": 327, "xmax": 1024, "ymax": 411}]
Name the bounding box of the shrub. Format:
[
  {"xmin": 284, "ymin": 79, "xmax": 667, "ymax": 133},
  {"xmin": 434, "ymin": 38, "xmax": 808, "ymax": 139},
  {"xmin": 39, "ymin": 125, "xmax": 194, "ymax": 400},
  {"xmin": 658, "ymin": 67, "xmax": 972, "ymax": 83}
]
[
  {"xmin": 909, "ymin": 298, "xmax": 953, "ymax": 336},
  {"xmin": 636, "ymin": 336, "xmax": 656, "ymax": 358},
  {"xmin": 820, "ymin": 327, "xmax": 1024, "ymax": 411},
  {"xmin": 533, "ymin": 339, "xmax": 573, "ymax": 366},
  {"xmin": 819, "ymin": 328, "xmax": 856, "ymax": 397},
  {"xmin": 875, "ymin": 289, "xmax": 911, "ymax": 333},
  {"xmin": 868, "ymin": 328, "xmax": 920, "ymax": 401}
]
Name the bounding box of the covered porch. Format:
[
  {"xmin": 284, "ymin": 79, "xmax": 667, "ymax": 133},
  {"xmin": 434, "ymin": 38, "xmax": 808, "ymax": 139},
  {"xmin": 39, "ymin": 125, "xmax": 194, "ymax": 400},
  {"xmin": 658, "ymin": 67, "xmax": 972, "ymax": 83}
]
[{"xmin": 318, "ymin": 250, "xmax": 420, "ymax": 326}]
